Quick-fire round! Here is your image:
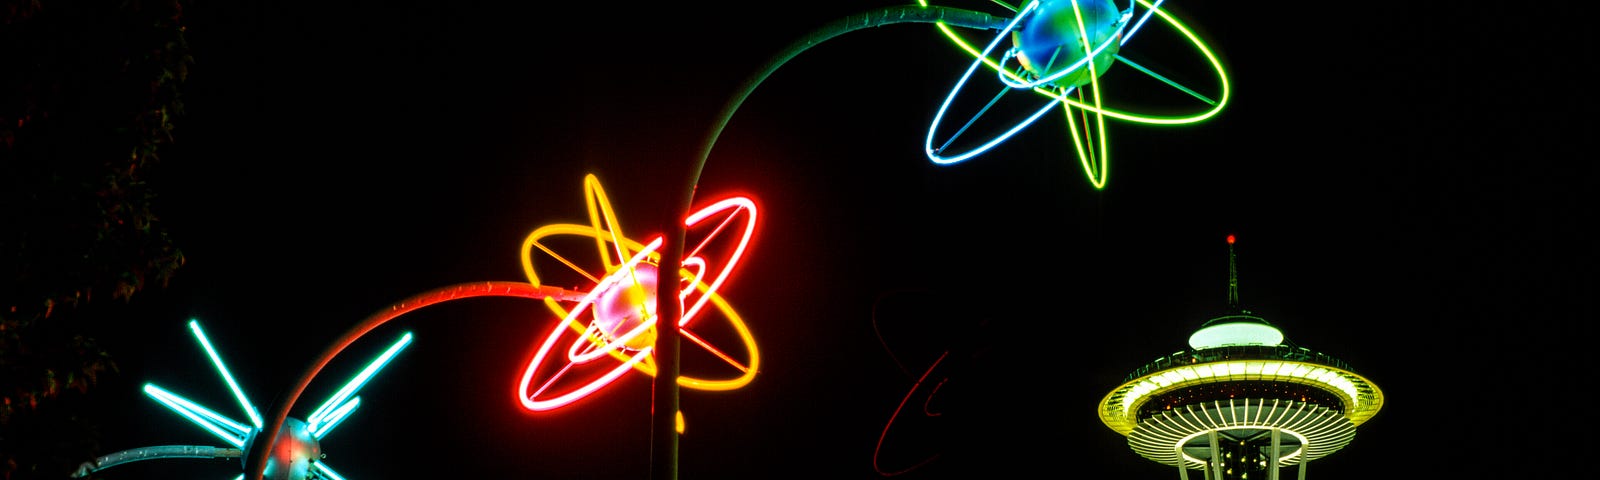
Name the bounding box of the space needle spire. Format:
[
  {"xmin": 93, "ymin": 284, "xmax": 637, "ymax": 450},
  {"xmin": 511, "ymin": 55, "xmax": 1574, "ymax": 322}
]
[{"xmin": 1226, "ymin": 234, "xmax": 1239, "ymax": 312}]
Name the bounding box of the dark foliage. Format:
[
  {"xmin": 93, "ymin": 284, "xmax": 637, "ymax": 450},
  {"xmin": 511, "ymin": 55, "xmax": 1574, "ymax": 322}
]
[{"xmin": 1, "ymin": 0, "xmax": 191, "ymax": 477}]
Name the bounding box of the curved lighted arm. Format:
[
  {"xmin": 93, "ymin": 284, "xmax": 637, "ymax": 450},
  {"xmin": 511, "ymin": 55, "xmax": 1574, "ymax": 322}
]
[
  {"xmin": 646, "ymin": 6, "xmax": 1014, "ymax": 478},
  {"xmin": 71, "ymin": 445, "xmax": 243, "ymax": 478},
  {"xmin": 675, "ymin": 4, "xmax": 1017, "ymax": 294},
  {"xmin": 248, "ymin": 281, "xmax": 586, "ymax": 480}
]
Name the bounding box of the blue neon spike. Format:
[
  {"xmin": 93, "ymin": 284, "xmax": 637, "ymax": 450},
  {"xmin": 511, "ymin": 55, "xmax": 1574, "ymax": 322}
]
[
  {"xmin": 143, "ymin": 383, "xmax": 251, "ymax": 447},
  {"xmin": 135, "ymin": 320, "xmax": 414, "ymax": 479},
  {"xmin": 188, "ymin": 319, "xmax": 264, "ymax": 429},
  {"xmin": 312, "ymin": 461, "xmax": 348, "ymax": 480},
  {"xmin": 307, "ymin": 332, "xmax": 412, "ymax": 429},
  {"xmin": 311, "ymin": 397, "xmax": 361, "ymax": 440}
]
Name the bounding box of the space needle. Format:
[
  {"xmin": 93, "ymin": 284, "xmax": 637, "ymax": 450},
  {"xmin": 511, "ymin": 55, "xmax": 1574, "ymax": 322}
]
[{"xmin": 1097, "ymin": 236, "xmax": 1383, "ymax": 480}]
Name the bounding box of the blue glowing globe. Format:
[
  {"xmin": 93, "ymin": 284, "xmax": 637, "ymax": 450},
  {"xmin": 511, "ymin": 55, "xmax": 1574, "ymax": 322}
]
[{"xmin": 1011, "ymin": 0, "xmax": 1124, "ymax": 89}]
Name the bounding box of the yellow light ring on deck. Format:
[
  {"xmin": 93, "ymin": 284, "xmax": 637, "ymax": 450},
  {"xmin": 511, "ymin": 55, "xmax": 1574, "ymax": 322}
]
[
  {"xmin": 1097, "ymin": 359, "xmax": 1383, "ymax": 435},
  {"xmin": 1127, "ymin": 399, "xmax": 1356, "ymax": 468}
]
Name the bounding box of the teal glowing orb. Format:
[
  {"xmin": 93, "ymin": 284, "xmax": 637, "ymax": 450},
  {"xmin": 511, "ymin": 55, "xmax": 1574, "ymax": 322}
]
[{"xmin": 1011, "ymin": 0, "xmax": 1124, "ymax": 89}]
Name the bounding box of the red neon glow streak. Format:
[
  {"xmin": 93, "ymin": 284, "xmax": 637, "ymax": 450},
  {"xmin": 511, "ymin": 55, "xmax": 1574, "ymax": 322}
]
[
  {"xmin": 518, "ymin": 174, "xmax": 760, "ymax": 412},
  {"xmin": 873, "ymin": 351, "xmax": 950, "ymax": 476}
]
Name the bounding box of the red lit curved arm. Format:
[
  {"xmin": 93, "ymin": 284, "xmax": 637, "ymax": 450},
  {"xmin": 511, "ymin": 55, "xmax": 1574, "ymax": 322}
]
[
  {"xmin": 251, "ymin": 281, "xmax": 585, "ymax": 480},
  {"xmin": 873, "ymin": 351, "xmax": 949, "ymax": 476}
]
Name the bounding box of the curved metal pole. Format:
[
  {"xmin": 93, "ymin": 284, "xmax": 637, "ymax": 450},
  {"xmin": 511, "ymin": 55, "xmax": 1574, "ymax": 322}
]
[
  {"xmin": 653, "ymin": 6, "xmax": 1007, "ymax": 480},
  {"xmin": 246, "ymin": 282, "xmax": 582, "ymax": 480},
  {"xmin": 72, "ymin": 445, "xmax": 242, "ymax": 478}
]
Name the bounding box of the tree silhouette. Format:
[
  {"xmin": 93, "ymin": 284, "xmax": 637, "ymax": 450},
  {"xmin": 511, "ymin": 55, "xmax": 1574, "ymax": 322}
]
[{"xmin": 2, "ymin": 0, "xmax": 191, "ymax": 477}]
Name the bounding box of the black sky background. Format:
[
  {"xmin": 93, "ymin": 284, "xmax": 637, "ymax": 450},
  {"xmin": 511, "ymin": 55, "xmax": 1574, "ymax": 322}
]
[{"xmin": 65, "ymin": 1, "xmax": 1593, "ymax": 479}]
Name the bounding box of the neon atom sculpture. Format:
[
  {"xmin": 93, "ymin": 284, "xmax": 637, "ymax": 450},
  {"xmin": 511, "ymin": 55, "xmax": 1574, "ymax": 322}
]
[
  {"xmin": 73, "ymin": 319, "xmax": 412, "ymax": 480},
  {"xmin": 518, "ymin": 174, "xmax": 760, "ymax": 417},
  {"xmin": 920, "ymin": 0, "xmax": 1230, "ymax": 189}
]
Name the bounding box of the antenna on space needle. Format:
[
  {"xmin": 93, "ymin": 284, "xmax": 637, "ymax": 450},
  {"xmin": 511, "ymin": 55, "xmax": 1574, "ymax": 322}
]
[
  {"xmin": 1226, "ymin": 234, "xmax": 1241, "ymax": 312},
  {"xmin": 1097, "ymin": 234, "xmax": 1385, "ymax": 480}
]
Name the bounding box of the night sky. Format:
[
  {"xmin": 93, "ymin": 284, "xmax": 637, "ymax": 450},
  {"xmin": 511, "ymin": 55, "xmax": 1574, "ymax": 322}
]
[{"xmin": 65, "ymin": 1, "xmax": 1591, "ymax": 479}]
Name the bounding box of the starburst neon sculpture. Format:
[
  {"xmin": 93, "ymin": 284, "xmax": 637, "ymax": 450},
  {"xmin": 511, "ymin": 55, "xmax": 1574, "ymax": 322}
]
[{"xmin": 74, "ymin": 319, "xmax": 412, "ymax": 480}]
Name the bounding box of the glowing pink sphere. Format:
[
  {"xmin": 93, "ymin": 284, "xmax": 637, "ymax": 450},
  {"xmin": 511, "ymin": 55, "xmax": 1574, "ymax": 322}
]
[{"xmin": 593, "ymin": 263, "xmax": 660, "ymax": 352}]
